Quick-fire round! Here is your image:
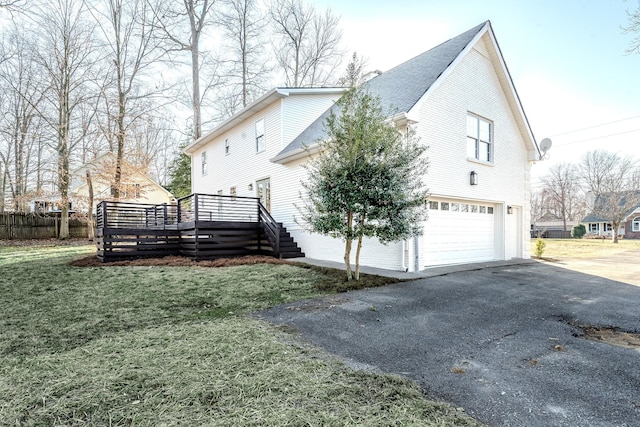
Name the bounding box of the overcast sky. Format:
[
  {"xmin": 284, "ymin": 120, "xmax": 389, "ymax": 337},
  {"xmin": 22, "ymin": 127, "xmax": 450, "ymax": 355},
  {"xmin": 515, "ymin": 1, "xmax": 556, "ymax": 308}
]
[{"xmin": 316, "ymin": 0, "xmax": 640, "ymax": 187}]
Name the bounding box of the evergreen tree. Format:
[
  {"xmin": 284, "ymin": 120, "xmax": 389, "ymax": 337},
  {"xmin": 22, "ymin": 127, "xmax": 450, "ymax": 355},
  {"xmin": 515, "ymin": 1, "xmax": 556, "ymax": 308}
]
[
  {"xmin": 167, "ymin": 142, "xmax": 191, "ymax": 199},
  {"xmin": 300, "ymin": 86, "xmax": 429, "ymax": 280}
]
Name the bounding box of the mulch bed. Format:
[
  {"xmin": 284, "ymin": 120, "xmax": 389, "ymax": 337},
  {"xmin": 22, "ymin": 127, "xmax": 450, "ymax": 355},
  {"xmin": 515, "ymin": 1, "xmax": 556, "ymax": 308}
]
[{"xmin": 70, "ymin": 255, "xmax": 295, "ymax": 268}]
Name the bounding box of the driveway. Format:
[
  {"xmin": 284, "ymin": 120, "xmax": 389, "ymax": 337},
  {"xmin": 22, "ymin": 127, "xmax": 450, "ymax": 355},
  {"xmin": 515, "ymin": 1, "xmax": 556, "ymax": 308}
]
[{"xmin": 257, "ymin": 262, "xmax": 640, "ymax": 426}]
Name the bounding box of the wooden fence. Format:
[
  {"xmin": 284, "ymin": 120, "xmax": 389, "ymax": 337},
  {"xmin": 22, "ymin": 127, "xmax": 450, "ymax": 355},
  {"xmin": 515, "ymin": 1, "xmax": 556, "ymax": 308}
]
[{"xmin": 0, "ymin": 213, "xmax": 89, "ymax": 239}]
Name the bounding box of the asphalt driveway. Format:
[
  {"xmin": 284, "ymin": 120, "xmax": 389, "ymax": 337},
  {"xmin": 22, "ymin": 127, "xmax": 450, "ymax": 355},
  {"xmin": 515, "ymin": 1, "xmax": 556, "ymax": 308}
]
[{"xmin": 257, "ymin": 262, "xmax": 640, "ymax": 426}]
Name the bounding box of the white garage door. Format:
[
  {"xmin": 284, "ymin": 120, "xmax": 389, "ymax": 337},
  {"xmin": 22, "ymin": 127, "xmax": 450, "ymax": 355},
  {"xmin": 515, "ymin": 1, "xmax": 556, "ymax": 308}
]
[{"xmin": 424, "ymin": 200, "xmax": 496, "ymax": 266}]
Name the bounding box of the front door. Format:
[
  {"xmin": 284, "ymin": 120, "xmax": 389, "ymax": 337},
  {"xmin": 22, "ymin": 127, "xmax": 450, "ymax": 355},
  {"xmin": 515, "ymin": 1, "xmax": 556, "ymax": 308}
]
[{"xmin": 256, "ymin": 178, "xmax": 271, "ymax": 212}]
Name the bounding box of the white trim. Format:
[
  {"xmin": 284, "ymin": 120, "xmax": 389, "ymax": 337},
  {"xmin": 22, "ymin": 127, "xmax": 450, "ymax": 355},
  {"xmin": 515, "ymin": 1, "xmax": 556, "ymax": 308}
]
[
  {"xmin": 409, "ymin": 21, "xmax": 539, "ymax": 161},
  {"xmin": 185, "ymin": 87, "xmax": 347, "ymax": 154}
]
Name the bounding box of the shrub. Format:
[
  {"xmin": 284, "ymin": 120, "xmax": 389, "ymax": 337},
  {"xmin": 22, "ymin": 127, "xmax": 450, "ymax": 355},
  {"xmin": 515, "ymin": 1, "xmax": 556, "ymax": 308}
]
[
  {"xmin": 571, "ymin": 224, "xmax": 586, "ymax": 239},
  {"xmin": 534, "ymin": 237, "xmax": 546, "ymax": 258}
]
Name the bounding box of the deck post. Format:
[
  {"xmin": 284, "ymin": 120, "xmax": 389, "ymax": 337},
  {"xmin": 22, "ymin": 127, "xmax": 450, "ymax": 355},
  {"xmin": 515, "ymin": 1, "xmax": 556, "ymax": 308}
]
[
  {"xmin": 102, "ymin": 201, "xmax": 108, "ymax": 228},
  {"xmin": 194, "ymin": 194, "xmax": 199, "ymax": 260},
  {"xmin": 257, "ymin": 200, "xmax": 262, "ymax": 252},
  {"xmin": 163, "ymin": 203, "xmax": 168, "ymax": 227}
]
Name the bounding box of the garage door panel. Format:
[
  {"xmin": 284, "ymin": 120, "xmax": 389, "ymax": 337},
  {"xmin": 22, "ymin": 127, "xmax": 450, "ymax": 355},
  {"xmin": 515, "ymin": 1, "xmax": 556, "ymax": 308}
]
[{"xmin": 424, "ymin": 200, "xmax": 496, "ymax": 266}]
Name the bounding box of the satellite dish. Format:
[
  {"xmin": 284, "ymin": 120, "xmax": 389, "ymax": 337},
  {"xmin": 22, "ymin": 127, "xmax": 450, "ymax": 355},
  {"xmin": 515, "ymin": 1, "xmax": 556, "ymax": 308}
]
[{"xmin": 539, "ymin": 138, "xmax": 552, "ymax": 159}]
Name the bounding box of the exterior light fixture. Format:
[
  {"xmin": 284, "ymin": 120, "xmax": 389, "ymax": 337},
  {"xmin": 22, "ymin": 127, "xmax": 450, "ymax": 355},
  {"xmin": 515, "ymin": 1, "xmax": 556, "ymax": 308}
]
[
  {"xmin": 507, "ymin": 205, "xmax": 513, "ymax": 215},
  {"xmin": 248, "ymin": 183, "xmax": 253, "ymax": 191},
  {"xmin": 470, "ymin": 171, "xmax": 478, "ymax": 186}
]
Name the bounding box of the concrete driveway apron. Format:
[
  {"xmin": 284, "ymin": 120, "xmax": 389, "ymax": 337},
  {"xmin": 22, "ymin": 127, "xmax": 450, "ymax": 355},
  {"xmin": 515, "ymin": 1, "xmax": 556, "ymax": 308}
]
[{"xmin": 257, "ymin": 262, "xmax": 640, "ymax": 427}]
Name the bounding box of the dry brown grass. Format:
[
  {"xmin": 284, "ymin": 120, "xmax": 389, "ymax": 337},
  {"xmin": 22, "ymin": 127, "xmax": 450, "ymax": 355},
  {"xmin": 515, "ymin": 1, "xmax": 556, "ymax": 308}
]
[{"xmin": 531, "ymin": 238, "xmax": 640, "ymax": 260}]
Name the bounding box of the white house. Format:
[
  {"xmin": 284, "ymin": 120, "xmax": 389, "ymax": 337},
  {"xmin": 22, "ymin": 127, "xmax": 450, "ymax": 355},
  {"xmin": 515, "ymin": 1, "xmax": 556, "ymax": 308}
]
[
  {"xmin": 70, "ymin": 152, "xmax": 175, "ymax": 213},
  {"xmin": 185, "ymin": 21, "xmax": 541, "ymax": 271}
]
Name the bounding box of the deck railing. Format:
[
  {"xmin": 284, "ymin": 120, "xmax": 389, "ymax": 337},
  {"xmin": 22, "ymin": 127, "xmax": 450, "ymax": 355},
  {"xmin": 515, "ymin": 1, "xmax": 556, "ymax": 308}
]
[
  {"xmin": 96, "ymin": 194, "xmax": 281, "ymax": 255},
  {"xmin": 177, "ymin": 193, "xmax": 261, "ymax": 223},
  {"xmin": 97, "ymin": 201, "xmax": 178, "ymax": 229}
]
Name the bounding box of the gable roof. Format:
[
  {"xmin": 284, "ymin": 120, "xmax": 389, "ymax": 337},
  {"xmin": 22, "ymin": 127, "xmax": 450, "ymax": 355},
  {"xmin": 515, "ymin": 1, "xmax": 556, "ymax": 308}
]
[
  {"xmin": 71, "ymin": 152, "xmax": 174, "ymax": 199},
  {"xmin": 273, "ymin": 21, "xmax": 539, "ymax": 164},
  {"xmin": 582, "ymin": 191, "xmax": 640, "ymax": 223},
  {"xmin": 184, "ymin": 87, "xmax": 347, "ymax": 154}
]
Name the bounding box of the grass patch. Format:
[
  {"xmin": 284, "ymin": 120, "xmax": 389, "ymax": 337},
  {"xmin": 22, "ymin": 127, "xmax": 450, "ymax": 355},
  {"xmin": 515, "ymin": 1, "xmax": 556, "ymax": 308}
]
[
  {"xmin": 530, "ymin": 238, "xmax": 640, "ymax": 260},
  {"xmin": 0, "ymin": 244, "xmax": 481, "ymax": 426}
]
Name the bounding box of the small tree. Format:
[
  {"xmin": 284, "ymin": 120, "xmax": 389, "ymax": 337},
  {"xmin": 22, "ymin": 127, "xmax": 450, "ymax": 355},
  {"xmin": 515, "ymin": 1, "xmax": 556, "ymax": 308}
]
[
  {"xmin": 167, "ymin": 141, "xmax": 191, "ymax": 199},
  {"xmin": 571, "ymin": 224, "xmax": 586, "ymax": 239},
  {"xmin": 299, "ymin": 86, "xmax": 428, "ymax": 280},
  {"xmin": 534, "ymin": 237, "xmax": 546, "ymax": 258}
]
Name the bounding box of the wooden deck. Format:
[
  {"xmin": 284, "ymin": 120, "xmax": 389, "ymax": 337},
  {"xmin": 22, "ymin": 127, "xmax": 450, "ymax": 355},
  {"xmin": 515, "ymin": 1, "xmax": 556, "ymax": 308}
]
[{"xmin": 96, "ymin": 194, "xmax": 304, "ymax": 262}]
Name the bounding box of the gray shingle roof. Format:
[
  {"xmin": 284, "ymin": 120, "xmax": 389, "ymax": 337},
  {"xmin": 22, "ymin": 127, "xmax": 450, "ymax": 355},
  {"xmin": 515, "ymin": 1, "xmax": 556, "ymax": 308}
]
[{"xmin": 274, "ymin": 21, "xmax": 488, "ymax": 161}]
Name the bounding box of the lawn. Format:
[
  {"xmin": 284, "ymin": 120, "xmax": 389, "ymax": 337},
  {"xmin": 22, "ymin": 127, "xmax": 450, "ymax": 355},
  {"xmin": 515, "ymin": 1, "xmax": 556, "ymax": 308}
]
[
  {"xmin": 531, "ymin": 237, "xmax": 640, "ymax": 260},
  {"xmin": 0, "ymin": 242, "xmax": 480, "ymax": 426}
]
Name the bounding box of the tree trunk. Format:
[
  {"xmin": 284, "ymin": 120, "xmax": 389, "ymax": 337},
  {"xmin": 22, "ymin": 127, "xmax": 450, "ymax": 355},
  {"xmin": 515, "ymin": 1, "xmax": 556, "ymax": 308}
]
[
  {"xmin": 343, "ymin": 210, "xmax": 353, "ymax": 280},
  {"xmin": 612, "ymin": 221, "xmax": 619, "ymax": 243},
  {"xmin": 86, "ymin": 169, "xmax": 95, "ymax": 241},
  {"xmin": 191, "ymin": 31, "xmax": 201, "ymax": 140},
  {"xmin": 354, "ymin": 233, "xmax": 364, "ymax": 281}
]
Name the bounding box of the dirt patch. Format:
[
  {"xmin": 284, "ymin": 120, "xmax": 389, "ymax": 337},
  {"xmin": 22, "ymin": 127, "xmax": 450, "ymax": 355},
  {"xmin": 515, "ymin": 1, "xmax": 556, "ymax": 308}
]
[
  {"xmin": 573, "ymin": 324, "xmax": 640, "ymax": 349},
  {"xmin": 70, "ymin": 254, "xmax": 294, "ymax": 268}
]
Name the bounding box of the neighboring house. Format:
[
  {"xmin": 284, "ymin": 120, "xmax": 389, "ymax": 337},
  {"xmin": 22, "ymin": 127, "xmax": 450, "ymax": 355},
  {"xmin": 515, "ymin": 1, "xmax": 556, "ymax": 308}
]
[
  {"xmin": 185, "ymin": 21, "xmax": 541, "ymax": 271},
  {"xmin": 582, "ymin": 198, "xmax": 640, "ymax": 239},
  {"xmin": 70, "ymin": 152, "xmax": 175, "ymax": 213},
  {"xmin": 532, "ymin": 212, "xmax": 578, "ymax": 237}
]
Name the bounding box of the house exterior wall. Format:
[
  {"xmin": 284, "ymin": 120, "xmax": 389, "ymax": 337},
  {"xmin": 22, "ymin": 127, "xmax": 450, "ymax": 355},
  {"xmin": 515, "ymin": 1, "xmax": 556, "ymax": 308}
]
[
  {"xmin": 190, "ymin": 35, "xmax": 534, "ymax": 271},
  {"xmin": 414, "ymin": 39, "xmax": 532, "ymax": 266},
  {"xmin": 72, "ymin": 176, "xmax": 174, "ymax": 213},
  {"xmin": 624, "ymin": 216, "xmax": 640, "ymax": 239}
]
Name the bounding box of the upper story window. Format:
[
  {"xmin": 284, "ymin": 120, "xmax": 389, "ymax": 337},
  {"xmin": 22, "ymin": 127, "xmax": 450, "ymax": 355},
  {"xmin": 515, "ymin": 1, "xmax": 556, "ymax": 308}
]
[
  {"xmin": 255, "ymin": 118, "xmax": 265, "ymax": 153},
  {"xmin": 201, "ymin": 151, "xmax": 207, "ymax": 176},
  {"xmin": 467, "ymin": 114, "xmax": 493, "ymax": 163},
  {"xmin": 224, "ymin": 138, "xmax": 230, "ymax": 155}
]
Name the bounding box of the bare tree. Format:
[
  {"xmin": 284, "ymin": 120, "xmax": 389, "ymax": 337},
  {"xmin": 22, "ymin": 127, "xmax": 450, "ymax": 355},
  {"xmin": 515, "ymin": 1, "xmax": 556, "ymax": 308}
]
[
  {"xmin": 623, "ymin": 1, "xmax": 640, "ymax": 54},
  {"xmin": 219, "ymin": 0, "xmax": 270, "ymax": 111},
  {"xmin": 149, "ymin": 0, "xmax": 216, "ymax": 140},
  {"xmin": 579, "ymin": 150, "xmax": 640, "ymax": 243},
  {"xmin": 337, "ymin": 51, "xmax": 367, "ymax": 88},
  {"xmin": 270, "ymin": 0, "xmax": 343, "ymax": 87},
  {"xmin": 89, "ymin": 0, "xmax": 163, "ymax": 199},
  {"xmin": 33, "ymin": 0, "xmax": 98, "ymax": 238},
  {"xmin": 541, "ymin": 162, "xmax": 585, "ymax": 232},
  {"xmin": 0, "ymin": 25, "xmax": 52, "ymax": 212}
]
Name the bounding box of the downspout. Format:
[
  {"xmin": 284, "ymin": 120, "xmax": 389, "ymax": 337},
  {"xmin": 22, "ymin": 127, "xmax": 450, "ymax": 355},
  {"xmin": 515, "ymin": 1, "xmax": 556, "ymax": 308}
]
[
  {"xmin": 414, "ymin": 236, "xmax": 420, "ymax": 273},
  {"xmin": 401, "ymin": 240, "xmax": 408, "ymax": 272}
]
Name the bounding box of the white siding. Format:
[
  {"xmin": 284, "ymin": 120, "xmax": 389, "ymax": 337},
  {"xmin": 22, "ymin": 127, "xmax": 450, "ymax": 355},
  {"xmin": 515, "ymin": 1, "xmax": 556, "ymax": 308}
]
[
  {"xmin": 191, "ymin": 33, "xmax": 533, "ymax": 271},
  {"xmin": 414, "ymin": 36, "xmax": 532, "ymax": 267}
]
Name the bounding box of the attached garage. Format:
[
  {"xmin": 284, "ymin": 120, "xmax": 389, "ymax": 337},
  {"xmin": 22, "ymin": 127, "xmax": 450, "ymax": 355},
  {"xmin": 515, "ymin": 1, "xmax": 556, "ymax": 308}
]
[{"xmin": 423, "ymin": 199, "xmax": 498, "ymax": 266}]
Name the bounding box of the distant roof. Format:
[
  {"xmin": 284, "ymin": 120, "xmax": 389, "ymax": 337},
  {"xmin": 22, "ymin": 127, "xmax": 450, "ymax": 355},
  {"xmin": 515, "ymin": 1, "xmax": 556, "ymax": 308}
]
[
  {"xmin": 582, "ymin": 192, "xmax": 640, "ymax": 222},
  {"xmin": 273, "ymin": 21, "xmax": 488, "ymax": 162}
]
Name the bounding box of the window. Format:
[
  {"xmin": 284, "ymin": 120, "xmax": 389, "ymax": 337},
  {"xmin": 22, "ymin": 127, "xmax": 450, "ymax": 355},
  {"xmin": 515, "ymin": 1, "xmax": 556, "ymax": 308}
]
[
  {"xmin": 467, "ymin": 114, "xmax": 493, "ymax": 162},
  {"xmin": 225, "ymin": 138, "xmax": 230, "ymax": 155},
  {"xmin": 255, "ymin": 118, "xmax": 265, "ymax": 152},
  {"xmin": 428, "ymin": 201, "xmax": 439, "ymax": 210},
  {"xmin": 201, "ymin": 151, "xmax": 207, "ymax": 176},
  {"xmin": 589, "ymin": 223, "xmax": 598, "ymax": 232},
  {"xmin": 230, "ymin": 186, "xmax": 237, "ymax": 197},
  {"xmin": 487, "ymin": 207, "xmax": 494, "ymax": 214},
  {"xmin": 441, "ymin": 202, "xmax": 450, "ymax": 211},
  {"xmin": 479, "ymin": 206, "xmax": 486, "ymax": 214},
  {"xmin": 633, "ymin": 217, "xmax": 640, "ymax": 232},
  {"xmin": 470, "ymin": 205, "xmax": 478, "ymax": 213},
  {"xmin": 451, "ymin": 203, "xmax": 459, "ymax": 212},
  {"xmin": 461, "ymin": 204, "xmax": 469, "ymax": 212},
  {"xmin": 605, "ymin": 223, "xmax": 612, "ymax": 232}
]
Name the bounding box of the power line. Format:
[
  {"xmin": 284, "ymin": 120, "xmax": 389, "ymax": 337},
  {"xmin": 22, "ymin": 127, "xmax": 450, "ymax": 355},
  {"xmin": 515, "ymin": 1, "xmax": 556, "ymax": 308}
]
[
  {"xmin": 549, "ymin": 114, "xmax": 640, "ymax": 138},
  {"xmin": 555, "ymin": 128, "xmax": 640, "ymax": 146}
]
